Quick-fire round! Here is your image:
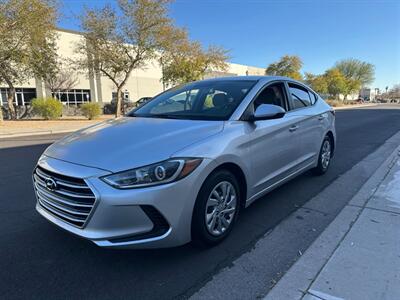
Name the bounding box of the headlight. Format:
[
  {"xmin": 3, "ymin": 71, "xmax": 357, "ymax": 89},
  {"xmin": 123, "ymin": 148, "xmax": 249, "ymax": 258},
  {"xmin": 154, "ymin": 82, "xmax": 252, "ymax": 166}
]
[{"xmin": 101, "ymin": 158, "xmax": 203, "ymax": 189}]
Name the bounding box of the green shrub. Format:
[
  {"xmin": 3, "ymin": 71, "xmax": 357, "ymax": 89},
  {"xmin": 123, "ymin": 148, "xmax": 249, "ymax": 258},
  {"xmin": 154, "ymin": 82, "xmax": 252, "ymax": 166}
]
[
  {"xmin": 80, "ymin": 102, "xmax": 101, "ymax": 120},
  {"xmin": 31, "ymin": 97, "xmax": 63, "ymax": 120}
]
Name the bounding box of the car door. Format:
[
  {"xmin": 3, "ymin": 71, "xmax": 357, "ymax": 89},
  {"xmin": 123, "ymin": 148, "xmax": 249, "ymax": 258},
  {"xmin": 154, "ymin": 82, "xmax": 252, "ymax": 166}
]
[
  {"xmin": 246, "ymin": 82, "xmax": 302, "ymax": 196},
  {"xmin": 284, "ymin": 82, "xmax": 324, "ymax": 168}
]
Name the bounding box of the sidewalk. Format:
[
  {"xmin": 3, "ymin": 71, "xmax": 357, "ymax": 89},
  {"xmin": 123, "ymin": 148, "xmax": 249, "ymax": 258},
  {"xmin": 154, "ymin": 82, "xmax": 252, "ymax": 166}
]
[{"xmin": 265, "ymin": 146, "xmax": 400, "ymax": 300}]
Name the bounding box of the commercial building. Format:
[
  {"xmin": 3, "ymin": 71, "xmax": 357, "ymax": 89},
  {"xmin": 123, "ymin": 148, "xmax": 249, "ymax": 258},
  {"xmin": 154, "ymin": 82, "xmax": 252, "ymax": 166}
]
[
  {"xmin": 0, "ymin": 29, "xmax": 265, "ymax": 107},
  {"xmin": 359, "ymin": 88, "xmax": 378, "ymax": 101}
]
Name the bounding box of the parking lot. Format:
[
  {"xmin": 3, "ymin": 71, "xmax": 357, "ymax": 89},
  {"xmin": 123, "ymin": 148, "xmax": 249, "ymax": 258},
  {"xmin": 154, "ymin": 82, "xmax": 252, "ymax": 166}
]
[{"xmin": 1, "ymin": 105, "xmax": 400, "ymax": 299}]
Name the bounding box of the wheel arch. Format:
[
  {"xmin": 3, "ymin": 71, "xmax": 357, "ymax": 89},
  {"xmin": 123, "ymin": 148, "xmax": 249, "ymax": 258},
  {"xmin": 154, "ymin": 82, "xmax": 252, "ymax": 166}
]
[
  {"xmin": 209, "ymin": 162, "xmax": 248, "ymax": 209},
  {"xmin": 326, "ymin": 131, "xmax": 335, "ymax": 156}
]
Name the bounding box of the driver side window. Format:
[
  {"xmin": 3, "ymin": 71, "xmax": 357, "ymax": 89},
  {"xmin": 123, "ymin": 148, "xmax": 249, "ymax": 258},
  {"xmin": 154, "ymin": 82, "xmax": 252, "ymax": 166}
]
[{"xmin": 253, "ymin": 82, "xmax": 287, "ymax": 111}]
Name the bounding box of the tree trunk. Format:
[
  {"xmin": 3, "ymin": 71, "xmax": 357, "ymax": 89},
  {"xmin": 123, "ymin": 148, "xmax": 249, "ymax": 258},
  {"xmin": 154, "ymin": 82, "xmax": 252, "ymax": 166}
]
[
  {"xmin": 160, "ymin": 57, "xmax": 166, "ymax": 91},
  {"xmin": 1, "ymin": 71, "xmax": 17, "ymax": 119},
  {"xmin": 115, "ymin": 87, "xmax": 122, "ymax": 118},
  {"xmin": 0, "ymin": 105, "xmax": 3, "ymax": 123},
  {"xmin": 7, "ymin": 86, "xmax": 17, "ymax": 119}
]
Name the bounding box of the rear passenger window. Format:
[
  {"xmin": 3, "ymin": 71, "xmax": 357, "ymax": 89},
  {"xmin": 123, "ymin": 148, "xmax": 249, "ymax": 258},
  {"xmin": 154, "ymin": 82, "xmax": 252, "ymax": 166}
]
[
  {"xmin": 288, "ymin": 84, "xmax": 311, "ymax": 109},
  {"xmin": 309, "ymin": 91, "xmax": 317, "ymax": 105}
]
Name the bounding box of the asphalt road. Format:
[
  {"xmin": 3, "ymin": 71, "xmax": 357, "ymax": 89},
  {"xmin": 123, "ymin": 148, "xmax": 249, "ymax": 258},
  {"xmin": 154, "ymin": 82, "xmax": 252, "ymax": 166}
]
[{"xmin": 1, "ymin": 105, "xmax": 400, "ymax": 299}]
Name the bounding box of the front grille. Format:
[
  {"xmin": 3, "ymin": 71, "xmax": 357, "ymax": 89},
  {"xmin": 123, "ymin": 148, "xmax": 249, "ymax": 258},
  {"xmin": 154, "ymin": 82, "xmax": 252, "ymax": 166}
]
[{"xmin": 33, "ymin": 166, "xmax": 96, "ymax": 228}]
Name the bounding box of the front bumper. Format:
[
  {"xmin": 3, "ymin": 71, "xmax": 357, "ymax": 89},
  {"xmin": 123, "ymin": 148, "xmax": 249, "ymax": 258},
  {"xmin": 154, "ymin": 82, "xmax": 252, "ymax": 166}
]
[{"xmin": 34, "ymin": 155, "xmax": 216, "ymax": 249}]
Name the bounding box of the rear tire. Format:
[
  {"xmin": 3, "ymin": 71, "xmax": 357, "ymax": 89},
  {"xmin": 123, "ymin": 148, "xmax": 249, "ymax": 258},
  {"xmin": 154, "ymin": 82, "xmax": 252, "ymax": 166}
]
[
  {"xmin": 192, "ymin": 170, "xmax": 240, "ymax": 247},
  {"xmin": 312, "ymin": 135, "xmax": 332, "ymax": 175}
]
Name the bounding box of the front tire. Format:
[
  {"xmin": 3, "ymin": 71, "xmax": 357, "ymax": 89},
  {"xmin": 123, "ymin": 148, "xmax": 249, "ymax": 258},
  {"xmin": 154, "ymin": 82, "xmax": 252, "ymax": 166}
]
[
  {"xmin": 312, "ymin": 136, "xmax": 332, "ymax": 175},
  {"xmin": 192, "ymin": 170, "xmax": 240, "ymax": 247}
]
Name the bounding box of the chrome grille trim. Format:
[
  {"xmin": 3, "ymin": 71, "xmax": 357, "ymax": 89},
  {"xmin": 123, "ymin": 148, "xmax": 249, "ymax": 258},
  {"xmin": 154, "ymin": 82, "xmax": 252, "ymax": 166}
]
[
  {"xmin": 36, "ymin": 189, "xmax": 91, "ymax": 215},
  {"xmin": 42, "ymin": 185, "xmax": 95, "ymax": 199},
  {"xmin": 35, "ymin": 167, "xmax": 88, "ymax": 189},
  {"xmin": 36, "ymin": 188, "xmax": 92, "ymax": 211},
  {"xmin": 34, "ymin": 179, "xmax": 93, "ymax": 208},
  {"xmin": 33, "ymin": 166, "xmax": 96, "ymax": 228},
  {"xmin": 37, "ymin": 191, "xmax": 90, "ymax": 216},
  {"xmin": 33, "ymin": 173, "xmax": 94, "ymax": 199},
  {"xmin": 37, "ymin": 198, "xmax": 87, "ymax": 223}
]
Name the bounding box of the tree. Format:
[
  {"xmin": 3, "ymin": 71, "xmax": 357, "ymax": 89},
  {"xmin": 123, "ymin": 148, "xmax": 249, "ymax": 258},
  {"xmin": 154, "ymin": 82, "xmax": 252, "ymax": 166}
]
[
  {"xmin": 265, "ymin": 55, "xmax": 303, "ymax": 80},
  {"xmin": 335, "ymin": 58, "xmax": 375, "ymax": 87},
  {"xmin": 306, "ymin": 69, "xmax": 360, "ymax": 101},
  {"xmin": 0, "ymin": 0, "xmax": 57, "ymax": 120},
  {"xmin": 159, "ymin": 26, "xmax": 229, "ymax": 86},
  {"xmin": 75, "ymin": 0, "xmax": 173, "ymax": 117},
  {"xmin": 30, "ymin": 42, "xmax": 78, "ymax": 96},
  {"xmin": 324, "ymin": 68, "xmax": 347, "ymax": 100},
  {"xmin": 342, "ymin": 78, "xmax": 361, "ymax": 100},
  {"xmin": 305, "ymin": 72, "xmax": 328, "ymax": 94},
  {"xmin": 388, "ymin": 84, "xmax": 400, "ymax": 101},
  {"xmin": 156, "ymin": 25, "xmax": 187, "ymax": 89},
  {"xmin": 45, "ymin": 65, "xmax": 79, "ymax": 95}
]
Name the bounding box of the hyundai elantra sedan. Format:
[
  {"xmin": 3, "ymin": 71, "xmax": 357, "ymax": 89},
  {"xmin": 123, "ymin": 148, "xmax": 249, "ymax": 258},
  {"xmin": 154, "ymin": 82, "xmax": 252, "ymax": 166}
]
[{"xmin": 33, "ymin": 76, "xmax": 335, "ymax": 248}]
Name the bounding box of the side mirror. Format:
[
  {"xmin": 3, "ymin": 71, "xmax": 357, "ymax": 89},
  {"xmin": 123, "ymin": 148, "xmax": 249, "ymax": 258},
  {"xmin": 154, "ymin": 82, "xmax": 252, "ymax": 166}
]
[{"xmin": 248, "ymin": 104, "xmax": 286, "ymax": 121}]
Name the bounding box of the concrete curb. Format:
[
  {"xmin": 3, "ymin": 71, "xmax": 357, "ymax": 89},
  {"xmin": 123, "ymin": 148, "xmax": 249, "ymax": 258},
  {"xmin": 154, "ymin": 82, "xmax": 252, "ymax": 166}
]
[
  {"xmin": 264, "ymin": 136, "xmax": 400, "ymax": 299},
  {"xmin": 0, "ymin": 129, "xmax": 75, "ymax": 139}
]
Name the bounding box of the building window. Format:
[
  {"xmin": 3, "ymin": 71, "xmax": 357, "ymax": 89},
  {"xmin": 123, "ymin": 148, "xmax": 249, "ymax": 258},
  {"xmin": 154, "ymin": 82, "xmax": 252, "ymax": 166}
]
[
  {"xmin": 112, "ymin": 90, "xmax": 130, "ymax": 102},
  {"xmin": 0, "ymin": 88, "xmax": 36, "ymax": 106},
  {"xmin": 0, "ymin": 89, "xmax": 7, "ymax": 106},
  {"xmin": 53, "ymin": 89, "xmax": 91, "ymax": 105}
]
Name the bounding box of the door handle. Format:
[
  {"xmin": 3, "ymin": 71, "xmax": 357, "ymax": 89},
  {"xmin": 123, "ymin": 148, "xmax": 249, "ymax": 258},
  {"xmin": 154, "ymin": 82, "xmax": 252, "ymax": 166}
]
[
  {"xmin": 289, "ymin": 125, "xmax": 299, "ymax": 132},
  {"xmin": 318, "ymin": 115, "xmax": 325, "ymax": 121}
]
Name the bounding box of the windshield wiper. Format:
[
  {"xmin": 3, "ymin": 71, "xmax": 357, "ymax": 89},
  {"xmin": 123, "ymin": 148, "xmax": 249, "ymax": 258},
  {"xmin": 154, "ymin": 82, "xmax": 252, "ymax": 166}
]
[
  {"xmin": 142, "ymin": 114, "xmax": 187, "ymax": 119},
  {"xmin": 133, "ymin": 113, "xmax": 222, "ymax": 120}
]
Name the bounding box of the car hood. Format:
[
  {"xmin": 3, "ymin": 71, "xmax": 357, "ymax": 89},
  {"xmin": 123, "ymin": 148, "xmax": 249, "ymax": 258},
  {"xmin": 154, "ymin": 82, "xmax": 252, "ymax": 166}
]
[{"xmin": 44, "ymin": 117, "xmax": 223, "ymax": 173}]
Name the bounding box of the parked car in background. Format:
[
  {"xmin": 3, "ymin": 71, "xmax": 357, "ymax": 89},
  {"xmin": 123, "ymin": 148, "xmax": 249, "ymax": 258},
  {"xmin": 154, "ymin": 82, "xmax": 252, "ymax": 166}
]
[
  {"xmin": 376, "ymin": 98, "xmax": 400, "ymax": 104},
  {"xmin": 110, "ymin": 98, "xmax": 134, "ymax": 105},
  {"xmin": 32, "ymin": 76, "xmax": 336, "ymax": 249},
  {"xmin": 356, "ymin": 97, "xmax": 365, "ymax": 103},
  {"xmin": 104, "ymin": 98, "xmax": 136, "ymax": 114}
]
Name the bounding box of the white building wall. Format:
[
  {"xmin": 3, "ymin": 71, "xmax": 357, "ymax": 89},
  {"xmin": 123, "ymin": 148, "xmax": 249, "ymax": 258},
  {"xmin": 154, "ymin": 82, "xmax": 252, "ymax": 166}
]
[
  {"xmin": 359, "ymin": 88, "xmax": 377, "ymax": 101},
  {"xmin": 227, "ymin": 63, "xmax": 265, "ymax": 76},
  {"xmin": 56, "ymin": 30, "xmax": 92, "ymax": 90}
]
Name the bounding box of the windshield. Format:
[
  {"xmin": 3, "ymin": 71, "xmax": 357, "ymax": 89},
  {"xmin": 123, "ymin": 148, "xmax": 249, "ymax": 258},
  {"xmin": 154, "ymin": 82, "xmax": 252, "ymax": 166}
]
[{"xmin": 129, "ymin": 80, "xmax": 257, "ymax": 120}]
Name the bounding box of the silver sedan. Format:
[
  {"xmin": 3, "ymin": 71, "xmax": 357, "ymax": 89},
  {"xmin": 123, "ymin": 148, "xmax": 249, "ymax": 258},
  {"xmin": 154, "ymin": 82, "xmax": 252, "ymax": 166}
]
[{"xmin": 33, "ymin": 76, "xmax": 336, "ymax": 248}]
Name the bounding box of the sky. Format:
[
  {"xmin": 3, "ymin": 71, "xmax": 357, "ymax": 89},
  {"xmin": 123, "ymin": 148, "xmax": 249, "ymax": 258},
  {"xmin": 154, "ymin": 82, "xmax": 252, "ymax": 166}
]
[{"xmin": 59, "ymin": 0, "xmax": 400, "ymax": 90}]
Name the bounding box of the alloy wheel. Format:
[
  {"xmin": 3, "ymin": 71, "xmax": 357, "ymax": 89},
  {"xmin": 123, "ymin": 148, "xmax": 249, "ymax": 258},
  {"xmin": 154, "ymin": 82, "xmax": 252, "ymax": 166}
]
[
  {"xmin": 321, "ymin": 139, "xmax": 331, "ymax": 169},
  {"xmin": 205, "ymin": 181, "xmax": 237, "ymax": 236}
]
